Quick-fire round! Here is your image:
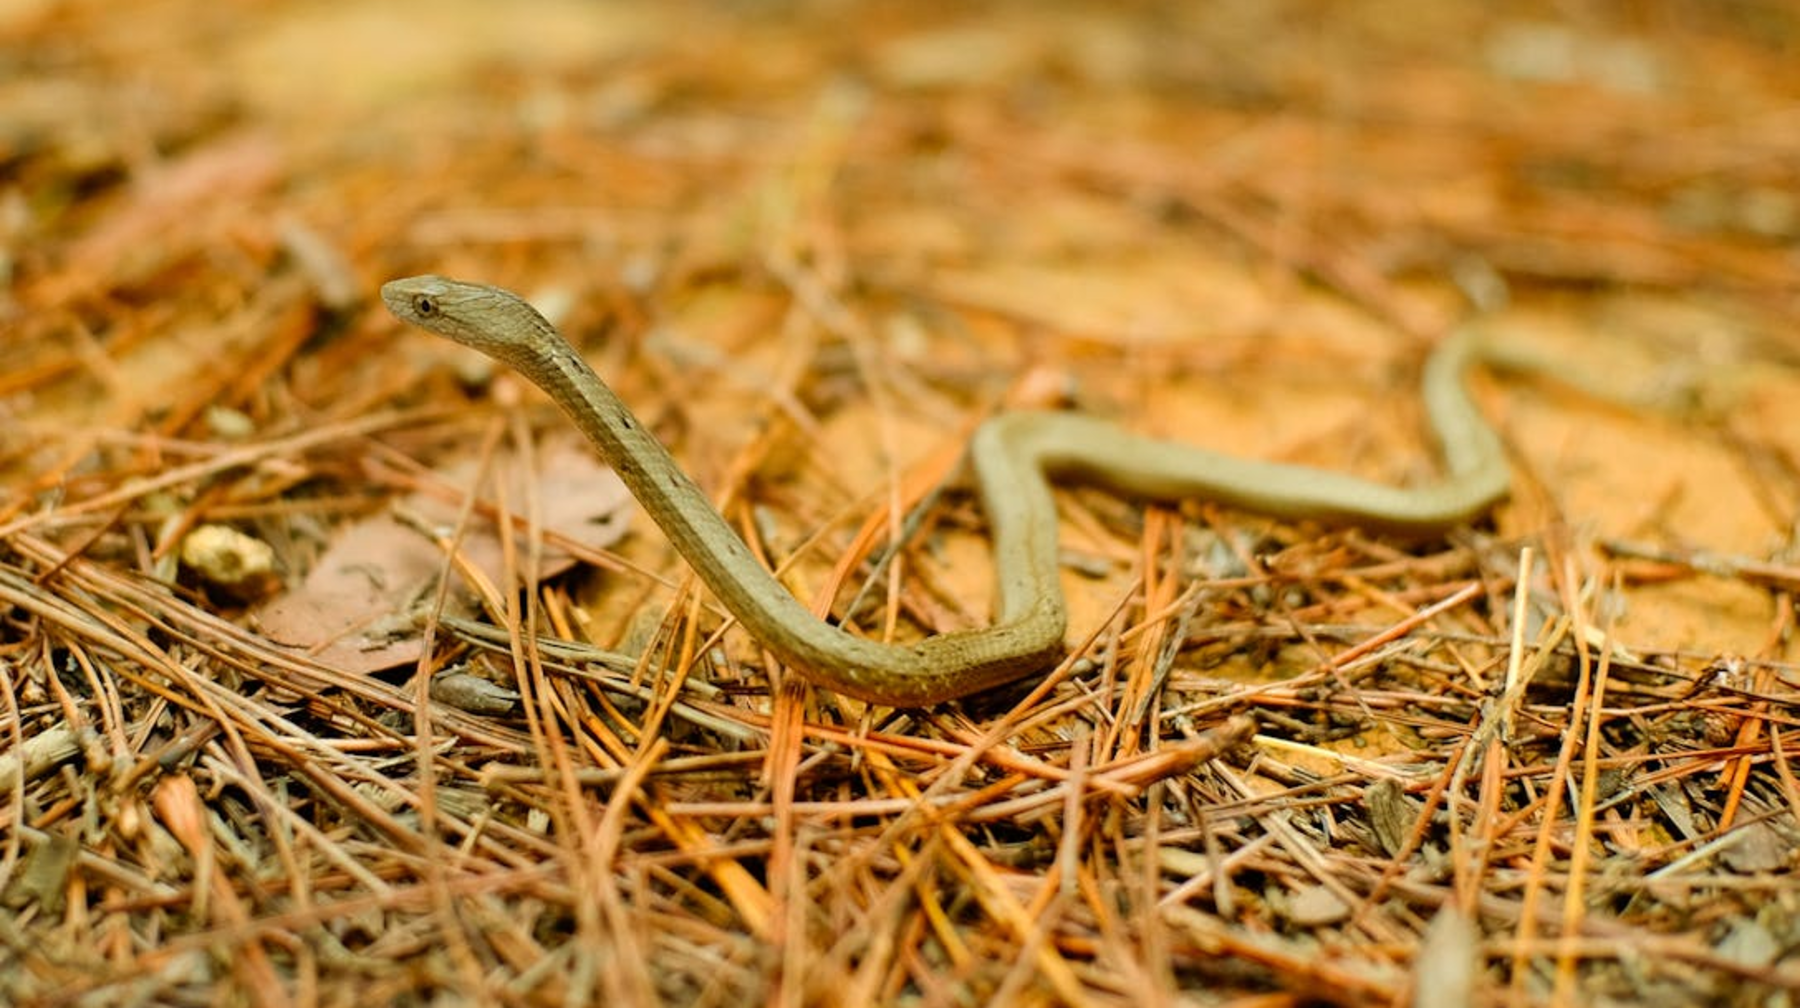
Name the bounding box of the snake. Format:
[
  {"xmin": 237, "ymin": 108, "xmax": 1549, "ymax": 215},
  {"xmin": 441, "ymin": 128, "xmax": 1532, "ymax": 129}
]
[{"xmin": 382, "ymin": 275, "xmax": 1509, "ymax": 706}]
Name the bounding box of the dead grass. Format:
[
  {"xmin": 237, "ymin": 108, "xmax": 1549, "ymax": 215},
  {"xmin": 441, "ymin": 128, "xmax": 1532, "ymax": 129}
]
[{"xmin": 4, "ymin": 1, "xmax": 1800, "ymax": 1005}]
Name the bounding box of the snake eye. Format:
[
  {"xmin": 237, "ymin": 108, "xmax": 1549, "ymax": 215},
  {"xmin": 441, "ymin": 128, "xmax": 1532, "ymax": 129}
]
[{"xmin": 414, "ymin": 295, "xmax": 436, "ymax": 316}]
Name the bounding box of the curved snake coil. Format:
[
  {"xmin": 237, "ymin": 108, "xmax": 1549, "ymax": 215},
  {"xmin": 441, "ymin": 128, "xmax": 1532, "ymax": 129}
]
[{"xmin": 383, "ymin": 275, "xmax": 1509, "ymax": 706}]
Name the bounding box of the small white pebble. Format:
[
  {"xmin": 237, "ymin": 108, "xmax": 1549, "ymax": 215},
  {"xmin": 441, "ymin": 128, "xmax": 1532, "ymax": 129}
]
[
  {"xmin": 179, "ymin": 524, "xmax": 275, "ymax": 588},
  {"xmin": 203, "ymin": 404, "xmax": 256, "ymax": 441}
]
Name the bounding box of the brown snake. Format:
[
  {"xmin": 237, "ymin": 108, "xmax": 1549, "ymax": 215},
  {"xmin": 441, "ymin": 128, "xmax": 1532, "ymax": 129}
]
[{"xmin": 383, "ymin": 275, "xmax": 1509, "ymax": 706}]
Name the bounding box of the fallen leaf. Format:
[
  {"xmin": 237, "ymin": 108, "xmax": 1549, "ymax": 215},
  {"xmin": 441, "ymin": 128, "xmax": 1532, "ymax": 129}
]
[{"xmin": 256, "ymin": 440, "xmax": 630, "ymax": 673}]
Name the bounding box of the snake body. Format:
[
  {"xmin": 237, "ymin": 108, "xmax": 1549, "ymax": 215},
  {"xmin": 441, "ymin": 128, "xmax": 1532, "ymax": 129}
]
[{"xmin": 382, "ymin": 275, "xmax": 1509, "ymax": 706}]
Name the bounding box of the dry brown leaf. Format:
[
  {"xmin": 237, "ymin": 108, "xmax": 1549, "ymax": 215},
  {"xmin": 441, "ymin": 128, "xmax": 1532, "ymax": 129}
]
[{"xmin": 255, "ymin": 441, "xmax": 629, "ymax": 672}]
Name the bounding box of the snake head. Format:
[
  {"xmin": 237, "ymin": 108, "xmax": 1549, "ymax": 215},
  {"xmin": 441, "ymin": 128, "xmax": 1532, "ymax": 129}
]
[{"xmin": 381, "ymin": 275, "xmax": 559, "ymax": 371}]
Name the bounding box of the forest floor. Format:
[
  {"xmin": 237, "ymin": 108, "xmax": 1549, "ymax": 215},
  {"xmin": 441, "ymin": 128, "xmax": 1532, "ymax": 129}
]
[{"xmin": 5, "ymin": 2, "xmax": 1800, "ymax": 1005}]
